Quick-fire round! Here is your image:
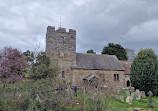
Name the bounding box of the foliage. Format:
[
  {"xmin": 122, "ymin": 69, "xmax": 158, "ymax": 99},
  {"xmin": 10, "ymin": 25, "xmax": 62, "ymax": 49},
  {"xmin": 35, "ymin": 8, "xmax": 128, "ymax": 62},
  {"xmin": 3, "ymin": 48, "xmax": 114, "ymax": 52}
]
[
  {"xmin": 102, "ymin": 43, "xmax": 128, "ymax": 60},
  {"xmin": 23, "ymin": 50, "xmax": 35, "ymax": 64},
  {"xmin": 0, "ymin": 78, "xmax": 67, "ymax": 111},
  {"xmin": 30, "ymin": 52, "xmax": 58, "ymax": 80},
  {"xmin": 87, "ymin": 49, "xmax": 96, "ymax": 54},
  {"xmin": 130, "ymin": 48, "xmax": 158, "ymax": 95},
  {"xmin": 0, "ymin": 47, "xmax": 28, "ymax": 83}
]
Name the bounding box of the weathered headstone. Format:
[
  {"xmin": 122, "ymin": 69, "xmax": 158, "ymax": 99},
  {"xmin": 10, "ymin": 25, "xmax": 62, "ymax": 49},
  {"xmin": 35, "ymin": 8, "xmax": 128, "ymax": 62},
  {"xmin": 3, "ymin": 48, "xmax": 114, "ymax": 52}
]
[
  {"xmin": 119, "ymin": 95, "xmax": 124, "ymax": 103},
  {"xmin": 125, "ymin": 90, "xmax": 130, "ymax": 97},
  {"xmin": 36, "ymin": 94, "xmax": 42, "ymax": 103},
  {"xmin": 148, "ymin": 91, "xmax": 154, "ymax": 108},
  {"xmin": 130, "ymin": 87, "xmax": 135, "ymax": 93},
  {"xmin": 126, "ymin": 96, "xmax": 133, "ymax": 105},
  {"xmin": 131, "ymin": 92, "xmax": 136, "ymax": 99},
  {"xmin": 141, "ymin": 91, "xmax": 146, "ymax": 99},
  {"xmin": 135, "ymin": 89, "xmax": 141, "ymax": 100}
]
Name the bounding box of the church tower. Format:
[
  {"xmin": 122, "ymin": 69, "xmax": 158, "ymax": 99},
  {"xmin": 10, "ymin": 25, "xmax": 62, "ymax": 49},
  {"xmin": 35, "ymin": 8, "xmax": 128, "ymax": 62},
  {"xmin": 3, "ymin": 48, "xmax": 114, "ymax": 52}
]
[{"xmin": 46, "ymin": 26, "xmax": 76, "ymax": 82}]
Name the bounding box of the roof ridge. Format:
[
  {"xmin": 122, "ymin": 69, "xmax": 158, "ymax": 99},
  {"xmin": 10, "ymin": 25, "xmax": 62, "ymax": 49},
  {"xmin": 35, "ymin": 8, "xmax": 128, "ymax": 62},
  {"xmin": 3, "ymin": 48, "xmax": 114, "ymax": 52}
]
[{"xmin": 76, "ymin": 52, "xmax": 116, "ymax": 57}]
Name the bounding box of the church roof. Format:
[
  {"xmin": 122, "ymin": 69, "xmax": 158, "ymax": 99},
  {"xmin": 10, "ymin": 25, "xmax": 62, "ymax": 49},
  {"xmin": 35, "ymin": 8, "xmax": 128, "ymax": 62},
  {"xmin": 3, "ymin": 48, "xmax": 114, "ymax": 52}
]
[
  {"xmin": 120, "ymin": 61, "xmax": 132, "ymax": 74},
  {"xmin": 72, "ymin": 53, "xmax": 125, "ymax": 71}
]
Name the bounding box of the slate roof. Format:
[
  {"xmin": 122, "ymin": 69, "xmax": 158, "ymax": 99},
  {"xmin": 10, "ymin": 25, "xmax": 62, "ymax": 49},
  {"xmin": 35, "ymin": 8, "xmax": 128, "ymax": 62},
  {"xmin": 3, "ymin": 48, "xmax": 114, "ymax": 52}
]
[
  {"xmin": 72, "ymin": 53, "xmax": 125, "ymax": 71},
  {"xmin": 120, "ymin": 61, "xmax": 132, "ymax": 74},
  {"xmin": 83, "ymin": 74, "xmax": 99, "ymax": 81}
]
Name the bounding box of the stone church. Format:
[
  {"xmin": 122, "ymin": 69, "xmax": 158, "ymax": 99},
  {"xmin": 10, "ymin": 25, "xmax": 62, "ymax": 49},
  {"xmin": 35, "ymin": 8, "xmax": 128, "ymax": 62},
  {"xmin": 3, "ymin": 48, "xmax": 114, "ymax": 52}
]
[{"xmin": 46, "ymin": 26, "xmax": 131, "ymax": 89}]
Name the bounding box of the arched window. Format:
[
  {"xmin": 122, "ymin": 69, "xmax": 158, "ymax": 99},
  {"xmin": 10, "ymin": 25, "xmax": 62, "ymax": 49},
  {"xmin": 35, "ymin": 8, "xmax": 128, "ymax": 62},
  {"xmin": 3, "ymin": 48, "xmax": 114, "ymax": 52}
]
[
  {"xmin": 114, "ymin": 74, "xmax": 117, "ymax": 81},
  {"xmin": 60, "ymin": 36, "xmax": 64, "ymax": 44},
  {"xmin": 117, "ymin": 74, "xmax": 119, "ymax": 81},
  {"xmin": 127, "ymin": 80, "xmax": 130, "ymax": 87},
  {"xmin": 62, "ymin": 71, "xmax": 65, "ymax": 78}
]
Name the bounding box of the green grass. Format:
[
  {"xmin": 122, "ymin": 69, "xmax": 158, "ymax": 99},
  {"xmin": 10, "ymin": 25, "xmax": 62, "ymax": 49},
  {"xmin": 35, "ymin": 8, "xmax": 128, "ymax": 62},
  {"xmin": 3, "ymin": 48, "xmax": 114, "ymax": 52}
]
[
  {"xmin": 1, "ymin": 81, "xmax": 158, "ymax": 111},
  {"xmin": 109, "ymin": 89, "xmax": 158, "ymax": 111},
  {"xmin": 76, "ymin": 90, "xmax": 158, "ymax": 111}
]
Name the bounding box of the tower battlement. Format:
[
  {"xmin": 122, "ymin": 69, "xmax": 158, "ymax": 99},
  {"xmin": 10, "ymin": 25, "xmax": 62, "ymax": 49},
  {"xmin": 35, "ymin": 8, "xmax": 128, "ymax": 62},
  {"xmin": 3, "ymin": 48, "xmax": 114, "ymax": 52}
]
[
  {"xmin": 46, "ymin": 26, "xmax": 76, "ymax": 52},
  {"xmin": 47, "ymin": 26, "xmax": 76, "ymax": 34}
]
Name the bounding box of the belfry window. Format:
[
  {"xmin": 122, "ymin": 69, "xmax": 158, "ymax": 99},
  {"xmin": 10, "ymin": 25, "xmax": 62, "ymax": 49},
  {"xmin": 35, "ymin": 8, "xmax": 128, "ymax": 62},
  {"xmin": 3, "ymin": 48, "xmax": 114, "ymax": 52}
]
[
  {"xmin": 61, "ymin": 36, "xmax": 64, "ymax": 43},
  {"xmin": 62, "ymin": 71, "xmax": 65, "ymax": 78}
]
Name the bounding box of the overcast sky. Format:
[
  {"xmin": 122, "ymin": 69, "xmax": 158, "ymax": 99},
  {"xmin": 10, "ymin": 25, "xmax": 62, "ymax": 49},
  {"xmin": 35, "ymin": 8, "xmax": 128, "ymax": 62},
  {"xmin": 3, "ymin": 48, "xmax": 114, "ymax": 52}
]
[{"xmin": 1, "ymin": 0, "xmax": 158, "ymax": 54}]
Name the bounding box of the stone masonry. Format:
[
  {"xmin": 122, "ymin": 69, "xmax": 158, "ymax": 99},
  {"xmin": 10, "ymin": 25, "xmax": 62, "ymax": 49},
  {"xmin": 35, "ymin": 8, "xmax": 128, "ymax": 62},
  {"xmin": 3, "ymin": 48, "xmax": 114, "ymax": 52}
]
[
  {"xmin": 46, "ymin": 26, "xmax": 128, "ymax": 89},
  {"xmin": 46, "ymin": 26, "xmax": 76, "ymax": 82}
]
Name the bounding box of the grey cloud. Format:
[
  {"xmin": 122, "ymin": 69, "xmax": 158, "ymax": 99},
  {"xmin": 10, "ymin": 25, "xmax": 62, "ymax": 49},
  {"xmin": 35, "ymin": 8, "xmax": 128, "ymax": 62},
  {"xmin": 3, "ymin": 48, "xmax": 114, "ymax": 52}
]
[{"xmin": 0, "ymin": 0, "xmax": 158, "ymax": 55}]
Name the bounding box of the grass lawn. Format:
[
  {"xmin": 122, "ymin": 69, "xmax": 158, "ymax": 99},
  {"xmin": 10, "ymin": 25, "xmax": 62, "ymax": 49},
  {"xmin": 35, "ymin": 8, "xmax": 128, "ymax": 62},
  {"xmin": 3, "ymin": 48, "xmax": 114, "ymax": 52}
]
[
  {"xmin": 73, "ymin": 90, "xmax": 158, "ymax": 111},
  {"xmin": 109, "ymin": 90, "xmax": 158, "ymax": 111}
]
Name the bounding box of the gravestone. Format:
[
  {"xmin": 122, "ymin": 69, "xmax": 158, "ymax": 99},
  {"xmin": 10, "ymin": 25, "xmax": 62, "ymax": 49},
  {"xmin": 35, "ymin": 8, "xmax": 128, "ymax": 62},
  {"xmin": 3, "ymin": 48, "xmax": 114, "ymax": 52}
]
[
  {"xmin": 141, "ymin": 91, "xmax": 146, "ymax": 99},
  {"xmin": 131, "ymin": 92, "xmax": 136, "ymax": 99},
  {"xmin": 135, "ymin": 89, "xmax": 141, "ymax": 100},
  {"xmin": 130, "ymin": 87, "xmax": 135, "ymax": 93},
  {"xmin": 126, "ymin": 96, "xmax": 133, "ymax": 105},
  {"xmin": 147, "ymin": 91, "xmax": 154, "ymax": 108},
  {"xmin": 119, "ymin": 95, "xmax": 124, "ymax": 103},
  {"xmin": 36, "ymin": 94, "xmax": 42, "ymax": 103},
  {"xmin": 125, "ymin": 91, "xmax": 130, "ymax": 97}
]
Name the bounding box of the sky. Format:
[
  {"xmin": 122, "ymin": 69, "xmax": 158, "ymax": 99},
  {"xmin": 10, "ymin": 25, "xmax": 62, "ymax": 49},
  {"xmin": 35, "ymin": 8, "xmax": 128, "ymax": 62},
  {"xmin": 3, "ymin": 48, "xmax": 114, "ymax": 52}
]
[{"xmin": 0, "ymin": 0, "xmax": 158, "ymax": 54}]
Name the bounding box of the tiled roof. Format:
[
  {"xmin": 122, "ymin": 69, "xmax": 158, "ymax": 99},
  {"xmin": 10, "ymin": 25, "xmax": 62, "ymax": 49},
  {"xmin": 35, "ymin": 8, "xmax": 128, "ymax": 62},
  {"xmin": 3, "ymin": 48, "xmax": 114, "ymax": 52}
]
[
  {"xmin": 72, "ymin": 53, "xmax": 125, "ymax": 71},
  {"xmin": 120, "ymin": 61, "xmax": 132, "ymax": 74}
]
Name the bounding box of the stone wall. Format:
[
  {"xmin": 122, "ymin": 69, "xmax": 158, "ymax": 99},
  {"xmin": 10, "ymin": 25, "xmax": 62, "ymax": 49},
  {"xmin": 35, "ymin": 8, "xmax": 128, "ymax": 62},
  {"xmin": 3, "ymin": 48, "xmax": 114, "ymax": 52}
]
[
  {"xmin": 46, "ymin": 26, "xmax": 76, "ymax": 83},
  {"xmin": 125, "ymin": 74, "xmax": 131, "ymax": 87},
  {"xmin": 72, "ymin": 69, "xmax": 125, "ymax": 88}
]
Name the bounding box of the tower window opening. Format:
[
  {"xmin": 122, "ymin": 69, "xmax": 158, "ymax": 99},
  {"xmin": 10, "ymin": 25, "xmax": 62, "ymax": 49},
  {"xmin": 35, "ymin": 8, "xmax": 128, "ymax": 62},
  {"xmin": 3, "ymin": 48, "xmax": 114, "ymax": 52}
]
[
  {"xmin": 62, "ymin": 71, "xmax": 65, "ymax": 78},
  {"xmin": 61, "ymin": 36, "xmax": 64, "ymax": 43}
]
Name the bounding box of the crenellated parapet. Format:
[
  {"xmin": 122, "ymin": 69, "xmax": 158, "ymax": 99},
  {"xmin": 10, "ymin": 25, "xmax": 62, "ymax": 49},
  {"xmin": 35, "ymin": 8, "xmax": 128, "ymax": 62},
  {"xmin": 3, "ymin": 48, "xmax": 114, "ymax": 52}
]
[{"xmin": 46, "ymin": 26, "xmax": 76, "ymax": 35}]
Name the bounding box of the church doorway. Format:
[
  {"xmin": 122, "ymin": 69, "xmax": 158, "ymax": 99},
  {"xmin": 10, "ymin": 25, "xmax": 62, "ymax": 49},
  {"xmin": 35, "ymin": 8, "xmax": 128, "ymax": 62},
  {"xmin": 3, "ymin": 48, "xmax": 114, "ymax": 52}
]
[{"xmin": 127, "ymin": 80, "xmax": 130, "ymax": 87}]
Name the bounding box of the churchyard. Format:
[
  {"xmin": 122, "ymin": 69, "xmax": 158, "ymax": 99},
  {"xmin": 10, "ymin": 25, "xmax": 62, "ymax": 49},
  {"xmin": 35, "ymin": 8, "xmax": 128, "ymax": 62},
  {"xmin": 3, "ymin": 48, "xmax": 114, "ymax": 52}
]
[
  {"xmin": 0, "ymin": 47, "xmax": 158, "ymax": 111},
  {"xmin": 0, "ymin": 79, "xmax": 158, "ymax": 111}
]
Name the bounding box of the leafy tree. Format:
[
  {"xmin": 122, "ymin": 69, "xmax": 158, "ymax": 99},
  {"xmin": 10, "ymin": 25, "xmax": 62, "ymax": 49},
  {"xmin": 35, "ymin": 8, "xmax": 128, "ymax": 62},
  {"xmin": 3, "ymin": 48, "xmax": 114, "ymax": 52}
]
[
  {"xmin": 130, "ymin": 48, "xmax": 158, "ymax": 94},
  {"xmin": 0, "ymin": 47, "xmax": 28, "ymax": 83},
  {"xmin": 101, "ymin": 43, "xmax": 128, "ymax": 60},
  {"xmin": 23, "ymin": 50, "xmax": 35, "ymax": 64},
  {"xmin": 30, "ymin": 52, "xmax": 58, "ymax": 80},
  {"xmin": 87, "ymin": 49, "xmax": 96, "ymax": 54}
]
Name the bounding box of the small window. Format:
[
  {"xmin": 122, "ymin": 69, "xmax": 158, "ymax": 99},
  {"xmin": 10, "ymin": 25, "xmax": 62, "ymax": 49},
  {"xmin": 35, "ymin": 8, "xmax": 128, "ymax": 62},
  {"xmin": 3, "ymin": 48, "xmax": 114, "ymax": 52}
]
[
  {"xmin": 62, "ymin": 71, "xmax": 65, "ymax": 78},
  {"xmin": 60, "ymin": 36, "xmax": 64, "ymax": 43},
  {"xmin": 114, "ymin": 74, "xmax": 117, "ymax": 81},
  {"xmin": 117, "ymin": 74, "xmax": 119, "ymax": 81}
]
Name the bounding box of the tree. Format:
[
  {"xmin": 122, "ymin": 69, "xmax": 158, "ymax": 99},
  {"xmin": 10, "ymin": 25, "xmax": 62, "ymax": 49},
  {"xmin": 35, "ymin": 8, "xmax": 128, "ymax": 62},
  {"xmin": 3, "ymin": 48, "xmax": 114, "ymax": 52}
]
[
  {"xmin": 23, "ymin": 50, "xmax": 35, "ymax": 64},
  {"xmin": 30, "ymin": 52, "xmax": 58, "ymax": 80},
  {"xmin": 101, "ymin": 43, "xmax": 128, "ymax": 60},
  {"xmin": 0, "ymin": 47, "xmax": 28, "ymax": 83},
  {"xmin": 87, "ymin": 49, "xmax": 96, "ymax": 54},
  {"xmin": 130, "ymin": 48, "xmax": 158, "ymax": 94}
]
